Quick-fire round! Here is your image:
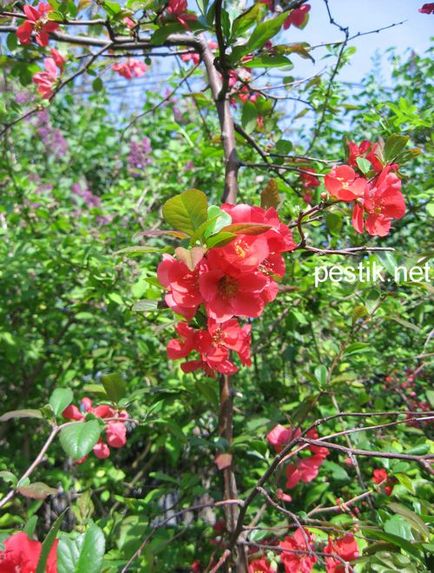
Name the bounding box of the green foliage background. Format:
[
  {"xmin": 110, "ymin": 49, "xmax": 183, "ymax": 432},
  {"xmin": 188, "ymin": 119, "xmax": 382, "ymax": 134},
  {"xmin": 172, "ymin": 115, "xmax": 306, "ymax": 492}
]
[{"xmin": 0, "ymin": 43, "xmax": 433, "ymax": 572}]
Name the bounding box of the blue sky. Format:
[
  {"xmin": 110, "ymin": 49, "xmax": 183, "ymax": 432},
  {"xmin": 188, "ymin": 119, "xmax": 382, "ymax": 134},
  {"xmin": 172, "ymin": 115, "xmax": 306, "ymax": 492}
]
[
  {"xmin": 276, "ymin": 0, "xmax": 433, "ymax": 83},
  {"xmin": 110, "ymin": 2, "xmax": 433, "ymax": 111}
]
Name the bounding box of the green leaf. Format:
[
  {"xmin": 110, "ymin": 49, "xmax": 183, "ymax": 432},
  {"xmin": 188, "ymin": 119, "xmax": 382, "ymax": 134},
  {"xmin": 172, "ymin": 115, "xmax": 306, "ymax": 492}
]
[
  {"xmin": 388, "ymin": 502, "xmax": 430, "ymax": 540},
  {"xmin": 243, "ymin": 55, "xmax": 294, "ymax": 69},
  {"xmin": 0, "ymin": 409, "xmax": 43, "ymax": 422},
  {"xmin": 384, "ymin": 515, "xmax": 414, "ymax": 541},
  {"xmin": 36, "ymin": 511, "xmax": 66, "ymax": 573},
  {"xmin": 101, "ymin": 373, "xmax": 127, "ymax": 403},
  {"xmin": 57, "ymin": 524, "xmax": 105, "ymax": 573},
  {"xmin": 426, "ymin": 390, "xmax": 434, "ymax": 409},
  {"xmin": 59, "ymin": 420, "xmax": 102, "ymax": 459},
  {"xmin": 344, "ymin": 342, "xmax": 370, "ymax": 356},
  {"xmin": 356, "ymin": 156, "xmax": 372, "ymax": 174},
  {"xmin": 384, "ymin": 134, "xmax": 409, "ymax": 162},
  {"xmin": 0, "ymin": 471, "xmax": 17, "ymax": 486},
  {"xmin": 17, "ymin": 482, "xmax": 58, "ymax": 500},
  {"xmin": 364, "ymin": 528, "xmax": 421, "ymax": 559},
  {"xmin": 92, "ymin": 77, "xmax": 103, "ymax": 92},
  {"xmin": 326, "ymin": 212, "xmax": 343, "ymax": 234},
  {"xmin": 314, "ymin": 365, "xmax": 327, "ymax": 387},
  {"xmin": 150, "ymin": 23, "xmax": 186, "ymax": 45},
  {"xmin": 202, "ymin": 206, "xmax": 232, "ymax": 239},
  {"xmin": 247, "ymin": 11, "xmax": 289, "ymax": 52},
  {"xmin": 49, "ymin": 388, "xmax": 73, "ymax": 417},
  {"xmin": 275, "ymin": 139, "xmax": 293, "ymax": 154},
  {"xmin": 162, "ymin": 189, "xmax": 208, "ymax": 236},
  {"xmin": 23, "ymin": 515, "xmax": 38, "ymax": 538},
  {"xmin": 241, "ymin": 100, "xmax": 258, "ymax": 134},
  {"xmin": 376, "ymin": 251, "xmax": 397, "ymax": 276},
  {"xmin": 205, "ymin": 231, "xmax": 236, "ymax": 248},
  {"xmin": 6, "ymin": 33, "xmax": 18, "ymax": 52},
  {"xmin": 132, "ymin": 300, "xmax": 159, "ymax": 313},
  {"xmin": 232, "ymin": 3, "xmax": 265, "ymax": 37}
]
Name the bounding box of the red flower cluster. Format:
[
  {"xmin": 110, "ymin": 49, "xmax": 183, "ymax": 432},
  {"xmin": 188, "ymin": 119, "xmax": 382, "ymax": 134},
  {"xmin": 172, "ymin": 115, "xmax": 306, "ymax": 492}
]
[
  {"xmin": 63, "ymin": 397, "xmax": 128, "ymax": 461},
  {"xmin": 17, "ymin": 3, "xmax": 59, "ymax": 47},
  {"xmin": 283, "ymin": 4, "xmax": 311, "ymax": 29},
  {"xmin": 165, "ymin": 0, "xmax": 197, "ymax": 28},
  {"xmin": 0, "ymin": 532, "xmax": 58, "ymax": 573},
  {"xmin": 260, "ymin": 1, "xmax": 311, "ymax": 30},
  {"xmin": 267, "ymin": 425, "xmax": 329, "ymax": 491},
  {"xmin": 372, "ymin": 468, "xmax": 394, "ymax": 496},
  {"xmin": 324, "ymin": 533, "xmax": 359, "ymax": 573},
  {"xmin": 168, "ymin": 319, "xmax": 251, "ymax": 375},
  {"xmin": 419, "ymin": 3, "xmax": 434, "ymax": 13},
  {"xmin": 159, "ymin": 204, "xmax": 295, "ymax": 376},
  {"xmin": 384, "ymin": 371, "xmax": 432, "ymax": 427},
  {"xmin": 181, "ymin": 40, "xmax": 217, "ymax": 66},
  {"xmin": 32, "ymin": 49, "xmax": 65, "ymax": 99},
  {"xmin": 325, "ymin": 141, "xmax": 405, "ymax": 237},
  {"xmin": 112, "ymin": 59, "xmax": 147, "ymax": 80},
  {"xmin": 248, "ymin": 530, "xmax": 358, "ymax": 573}
]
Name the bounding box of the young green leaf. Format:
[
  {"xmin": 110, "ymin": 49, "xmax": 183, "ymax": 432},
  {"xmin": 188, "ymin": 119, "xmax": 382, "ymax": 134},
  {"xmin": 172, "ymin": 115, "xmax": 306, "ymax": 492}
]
[
  {"xmin": 59, "ymin": 420, "xmax": 102, "ymax": 459},
  {"xmin": 162, "ymin": 189, "xmax": 208, "ymax": 236},
  {"xmin": 49, "ymin": 388, "xmax": 73, "ymax": 417}
]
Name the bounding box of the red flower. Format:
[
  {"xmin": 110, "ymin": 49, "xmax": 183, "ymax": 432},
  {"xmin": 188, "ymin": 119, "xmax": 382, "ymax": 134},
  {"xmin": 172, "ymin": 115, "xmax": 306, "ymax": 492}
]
[
  {"xmin": 267, "ymin": 424, "xmax": 300, "ymax": 453},
  {"xmin": 325, "ymin": 165, "xmax": 368, "ymax": 202},
  {"xmin": 158, "ymin": 254, "xmax": 203, "ymax": 320},
  {"xmin": 221, "ymin": 203, "xmax": 296, "ymax": 254},
  {"xmin": 50, "ymin": 48, "xmax": 65, "ymax": 70},
  {"xmin": 0, "ymin": 532, "xmax": 58, "ymax": 573},
  {"xmin": 167, "ymin": 0, "xmax": 197, "ymax": 28},
  {"xmin": 167, "ymin": 322, "xmax": 201, "ymax": 360},
  {"xmin": 300, "ymin": 170, "xmax": 320, "ymax": 189},
  {"xmin": 353, "ymin": 166, "xmax": 405, "ymax": 236},
  {"xmin": 285, "ymin": 454, "xmax": 327, "ymax": 489},
  {"xmin": 123, "ymin": 16, "xmax": 135, "ymax": 29},
  {"xmin": 106, "ymin": 421, "xmax": 127, "ymax": 448},
  {"xmin": 279, "ymin": 528, "xmax": 316, "ymax": 573},
  {"xmin": 191, "ymin": 561, "xmax": 201, "ymax": 573},
  {"xmin": 181, "ymin": 51, "xmax": 200, "ymax": 65},
  {"xmin": 62, "ymin": 404, "xmax": 83, "ymax": 421},
  {"xmin": 199, "ymin": 261, "xmax": 268, "ymax": 322},
  {"xmin": 347, "ymin": 140, "xmax": 383, "ymax": 174},
  {"xmin": 211, "ymin": 234, "xmax": 270, "ymax": 274},
  {"xmin": 419, "ymin": 3, "xmax": 434, "ymax": 13},
  {"xmin": 276, "ymin": 488, "xmax": 292, "ymax": 503},
  {"xmin": 92, "ymin": 404, "xmax": 115, "ymax": 419},
  {"xmin": 17, "ymin": 3, "xmax": 59, "ymax": 47},
  {"xmin": 372, "ymin": 468, "xmax": 388, "ymax": 484},
  {"xmin": 112, "ymin": 59, "xmax": 147, "ymax": 79},
  {"xmin": 283, "ymin": 5, "xmax": 311, "ymax": 29},
  {"xmin": 248, "ymin": 557, "xmax": 273, "ymax": 573},
  {"xmin": 324, "ymin": 533, "xmax": 359, "ymax": 573},
  {"xmin": 93, "ymin": 440, "xmax": 110, "ymax": 459},
  {"xmin": 168, "ymin": 319, "xmax": 252, "ymax": 376},
  {"xmin": 306, "ymin": 428, "xmax": 330, "ymax": 458},
  {"xmin": 32, "ymin": 57, "xmax": 59, "ymax": 99}
]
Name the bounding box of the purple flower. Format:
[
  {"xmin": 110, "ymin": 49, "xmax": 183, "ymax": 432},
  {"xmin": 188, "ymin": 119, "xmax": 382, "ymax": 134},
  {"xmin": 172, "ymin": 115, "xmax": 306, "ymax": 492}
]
[
  {"xmin": 128, "ymin": 137, "xmax": 152, "ymax": 175},
  {"xmin": 71, "ymin": 182, "xmax": 101, "ymax": 208},
  {"xmin": 35, "ymin": 111, "xmax": 68, "ymax": 157}
]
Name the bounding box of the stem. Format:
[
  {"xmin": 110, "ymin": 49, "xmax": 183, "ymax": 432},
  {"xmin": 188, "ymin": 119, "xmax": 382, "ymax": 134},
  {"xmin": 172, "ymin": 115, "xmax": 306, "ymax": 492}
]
[{"xmin": 0, "ymin": 425, "xmax": 59, "ymax": 510}]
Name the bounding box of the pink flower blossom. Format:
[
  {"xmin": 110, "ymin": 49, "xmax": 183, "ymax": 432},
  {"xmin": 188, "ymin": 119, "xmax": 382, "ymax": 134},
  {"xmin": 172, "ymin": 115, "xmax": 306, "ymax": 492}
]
[
  {"xmin": 112, "ymin": 59, "xmax": 148, "ymax": 79},
  {"xmin": 17, "ymin": 3, "xmax": 59, "ymax": 46}
]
